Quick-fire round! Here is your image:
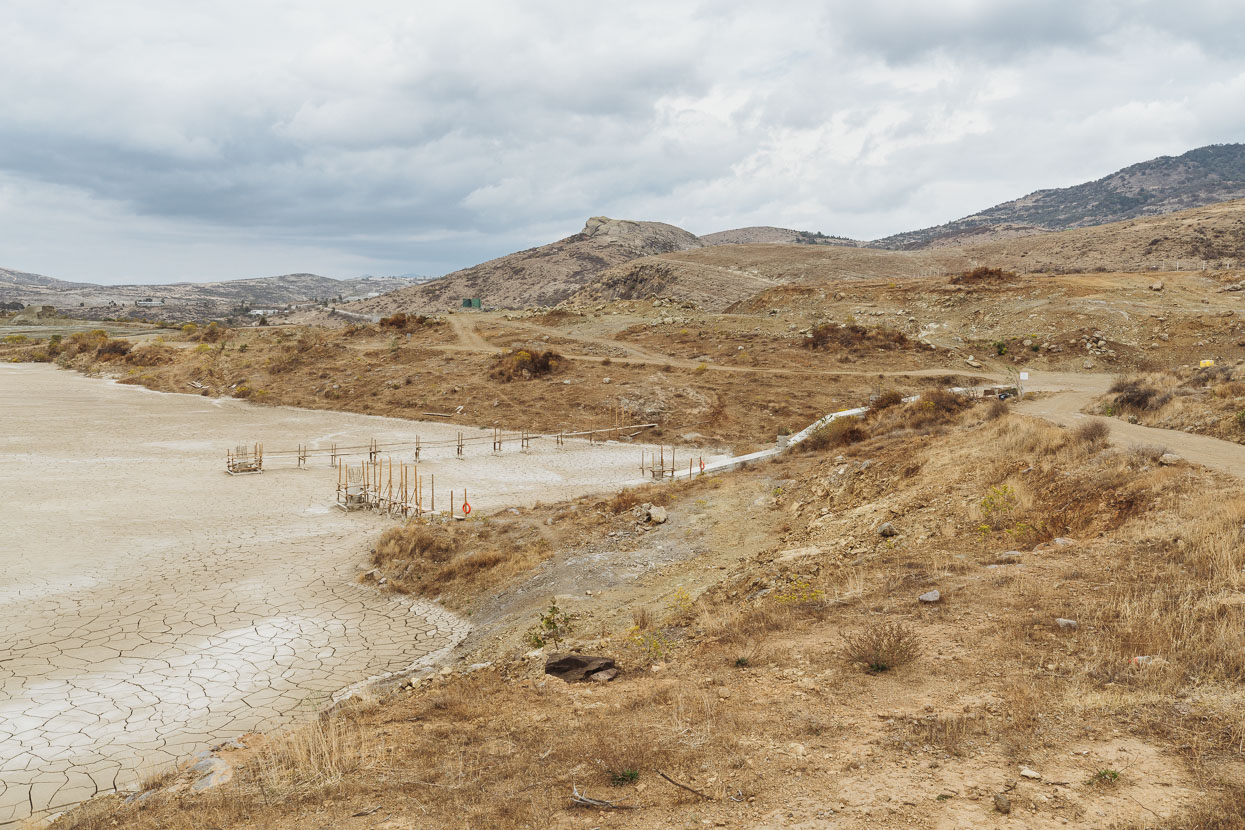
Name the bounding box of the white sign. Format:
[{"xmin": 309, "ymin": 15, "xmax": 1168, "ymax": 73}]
[{"xmin": 1019, "ymin": 372, "xmax": 1029, "ymax": 380}]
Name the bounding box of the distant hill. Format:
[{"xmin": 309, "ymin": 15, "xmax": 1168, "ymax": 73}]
[
  {"xmin": 351, "ymin": 216, "xmax": 704, "ymax": 313},
  {"xmin": 875, "ymin": 143, "xmax": 1245, "ymax": 249},
  {"xmin": 700, "ymin": 227, "xmax": 861, "ymax": 247},
  {"xmin": 0, "ymin": 270, "xmax": 421, "ymax": 317}
]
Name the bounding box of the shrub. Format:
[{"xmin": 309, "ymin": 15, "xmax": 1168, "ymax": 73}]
[
  {"xmin": 374, "ymin": 524, "xmax": 458, "ymax": 567},
  {"xmin": 803, "ymin": 323, "xmax": 910, "ymax": 351},
  {"xmin": 526, "ymin": 600, "xmax": 574, "ymax": 650},
  {"xmin": 801, "ymin": 415, "xmax": 866, "ymax": 452},
  {"xmin": 95, "ymin": 338, "xmax": 132, "ymax": 360},
  {"xmin": 873, "ymin": 389, "xmax": 904, "ymax": 409},
  {"xmin": 491, "ymin": 349, "xmax": 561, "ymax": 381},
  {"xmin": 125, "ymin": 344, "xmax": 176, "ymax": 366},
  {"xmin": 200, "ymin": 322, "xmax": 228, "ymax": 343},
  {"xmin": 1112, "ymin": 381, "xmax": 1170, "ymax": 412},
  {"xmin": 984, "ymin": 399, "xmax": 1009, "ymax": 420},
  {"xmin": 993, "ymin": 340, "xmax": 1008, "ymax": 356},
  {"xmin": 841, "ymin": 620, "xmax": 922, "ymax": 673},
  {"xmin": 1071, "ymin": 419, "xmax": 1111, "ymax": 445},
  {"xmin": 379, "ymin": 312, "xmax": 431, "ymax": 330},
  {"xmin": 950, "ymin": 266, "xmax": 1017, "ymax": 284}
]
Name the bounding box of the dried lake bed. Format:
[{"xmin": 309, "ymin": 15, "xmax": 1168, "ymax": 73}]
[{"xmin": 0, "ymin": 364, "xmax": 673, "ymax": 824}]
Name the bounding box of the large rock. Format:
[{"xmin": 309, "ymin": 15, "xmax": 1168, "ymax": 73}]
[
  {"xmin": 878, "ymin": 522, "xmax": 899, "ymax": 538},
  {"xmin": 544, "ymin": 654, "xmax": 618, "ymax": 683}
]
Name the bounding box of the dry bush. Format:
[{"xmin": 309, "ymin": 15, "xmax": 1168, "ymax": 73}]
[
  {"xmin": 1071, "ymin": 419, "xmax": 1111, "ymax": 446},
  {"xmin": 490, "ymin": 348, "xmax": 561, "ymax": 381},
  {"xmin": 1111, "ymin": 379, "xmax": 1171, "ymax": 412},
  {"xmin": 906, "ymin": 714, "xmax": 983, "ymax": 756},
  {"xmin": 984, "ymin": 398, "xmax": 1009, "ymax": 420},
  {"xmin": 840, "ymin": 619, "xmax": 921, "ymax": 673},
  {"xmin": 949, "ymin": 266, "xmax": 1017, "ymax": 284},
  {"xmin": 894, "ymin": 389, "xmax": 972, "ymax": 431},
  {"xmin": 373, "ymin": 523, "xmax": 458, "ymax": 570},
  {"xmin": 873, "ymin": 389, "xmax": 904, "ymax": 409},
  {"xmin": 124, "ymin": 344, "xmax": 176, "ymax": 366},
  {"xmin": 800, "ymin": 415, "xmax": 866, "ymax": 452},
  {"xmin": 94, "ymin": 338, "xmax": 132, "ymax": 360},
  {"xmin": 1127, "ymin": 443, "xmax": 1168, "ymax": 465},
  {"xmin": 198, "ymin": 322, "xmax": 228, "ymax": 343},
  {"xmin": 605, "ymin": 484, "xmax": 670, "ymax": 514},
  {"xmin": 802, "ymin": 323, "xmax": 910, "ymax": 351},
  {"xmin": 378, "ymin": 312, "xmax": 431, "ymax": 331}
]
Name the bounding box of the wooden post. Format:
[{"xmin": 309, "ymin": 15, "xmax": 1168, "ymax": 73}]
[{"xmin": 457, "ymin": 432, "xmax": 463, "ymax": 457}]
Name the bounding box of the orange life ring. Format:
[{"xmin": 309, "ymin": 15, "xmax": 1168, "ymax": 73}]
[
  {"xmin": 462, "ymin": 502, "xmax": 472, "ymax": 515},
  {"xmin": 699, "ymin": 459, "xmax": 705, "ymax": 472}
]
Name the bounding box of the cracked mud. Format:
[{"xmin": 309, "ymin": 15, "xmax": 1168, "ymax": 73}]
[{"xmin": 0, "ymin": 365, "xmax": 661, "ymax": 824}]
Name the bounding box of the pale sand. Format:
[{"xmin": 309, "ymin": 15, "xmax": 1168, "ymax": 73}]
[{"xmin": 0, "ymin": 365, "xmax": 709, "ymax": 824}]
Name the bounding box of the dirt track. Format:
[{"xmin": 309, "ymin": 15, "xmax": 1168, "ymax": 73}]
[{"xmin": 1017, "ymin": 371, "xmax": 1245, "ymax": 477}]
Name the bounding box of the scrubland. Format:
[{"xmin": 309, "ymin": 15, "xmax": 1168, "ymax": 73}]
[{"xmin": 46, "ymin": 393, "xmax": 1245, "ymax": 829}]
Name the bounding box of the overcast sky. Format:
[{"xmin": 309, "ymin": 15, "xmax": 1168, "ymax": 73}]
[{"xmin": 1, "ymin": 0, "xmax": 1243, "ymax": 284}]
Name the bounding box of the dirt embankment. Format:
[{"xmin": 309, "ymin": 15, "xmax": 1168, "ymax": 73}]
[{"xmin": 50, "ymin": 395, "xmax": 1245, "ymax": 830}]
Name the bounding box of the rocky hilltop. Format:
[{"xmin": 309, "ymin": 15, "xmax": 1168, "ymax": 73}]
[
  {"xmin": 351, "ymin": 216, "xmax": 704, "ymax": 313},
  {"xmin": 700, "ymin": 226, "xmax": 860, "ymax": 247},
  {"xmin": 876, "ymin": 143, "xmax": 1245, "ymax": 249}
]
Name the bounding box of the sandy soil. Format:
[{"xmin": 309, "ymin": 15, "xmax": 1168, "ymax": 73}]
[{"xmin": 0, "ymin": 365, "xmax": 708, "ymax": 826}]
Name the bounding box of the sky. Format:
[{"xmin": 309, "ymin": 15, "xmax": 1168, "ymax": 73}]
[{"xmin": 1, "ymin": 1, "xmax": 1243, "ymax": 285}]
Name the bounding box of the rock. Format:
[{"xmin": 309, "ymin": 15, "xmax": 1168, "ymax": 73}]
[
  {"xmin": 648, "ymin": 505, "xmax": 668, "ymax": 524},
  {"xmin": 589, "ymin": 668, "xmax": 619, "ymax": 683},
  {"xmin": 1159, "ymin": 453, "xmax": 1183, "ymax": 466},
  {"xmin": 918, "ymin": 590, "xmax": 941, "ymax": 604},
  {"xmin": 1056, "ymin": 618, "xmax": 1079, "ymax": 630},
  {"xmin": 994, "ymin": 793, "xmax": 1012, "ymax": 814},
  {"xmin": 775, "ymin": 546, "xmax": 821, "ymax": 564},
  {"xmin": 1131, "ymin": 655, "xmax": 1168, "ymax": 669},
  {"xmin": 878, "ymin": 522, "xmax": 899, "ymax": 538},
  {"xmin": 1083, "ymin": 359, "xmax": 1095, "ymax": 369},
  {"xmin": 601, "ymin": 377, "xmax": 612, "ymax": 384},
  {"xmin": 189, "ymin": 757, "xmax": 233, "ymax": 791},
  {"xmin": 997, "ymin": 551, "xmax": 1023, "ymax": 563},
  {"xmin": 1020, "ymin": 767, "xmax": 1042, "ymax": 780},
  {"xmin": 1150, "ymin": 281, "xmax": 1164, "ymax": 291},
  {"xmin": 545, "ymin": 654, "xmax": 618, "ymax": 683},
  {"xmin": 966, "ymin": 358, "xmax": 984, "ymax": 369}
]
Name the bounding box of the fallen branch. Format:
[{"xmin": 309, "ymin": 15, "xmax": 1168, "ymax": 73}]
[
  {"xmin": 569, "ymin": 783, "xmax": 634, "ymax": 810},
  {"xmin": 656, "ymin": 769, "xmax": 715, "ymax": 801}
]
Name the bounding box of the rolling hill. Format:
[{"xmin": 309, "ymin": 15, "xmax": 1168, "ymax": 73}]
[
  {"xmin": 875, "ymin": 143, "xmax": 1245, "ymax": 249},
  {"xmin": 350, "ymin": 216, "xmax": 704, "ymax": 314}
]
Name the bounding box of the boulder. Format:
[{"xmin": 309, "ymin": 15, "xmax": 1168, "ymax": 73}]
[
  {"xmin": 1150, "ymin": 281, "xmax": 1164, "ymax": 291},
  {"xmin": 918, "ymin": 590, "xmax": 941, "ymax": 604},
  {"xmin": 1159, "ymin": 453, "xmax": 1184, "ymax": 466},
  {"xmin": 648, "ymin": 505, "xmax": 668, "ymax": 524},
  {"xmin": 545, "ymin": 654, "xmax": 618, "ymax": 683},
  {"xmin": 878, "ymin": 522, "xmax": 899, "ymax": 538}
]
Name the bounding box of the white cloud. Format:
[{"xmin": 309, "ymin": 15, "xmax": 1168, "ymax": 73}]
[{"xmin": 0, "ymin": 0, "xmax": 1241, "ymax": 282}]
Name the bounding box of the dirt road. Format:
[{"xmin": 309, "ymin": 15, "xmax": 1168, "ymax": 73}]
[{"xmin": 1016, "ymin": 371, "xmax": 1245, "ymax": 477}]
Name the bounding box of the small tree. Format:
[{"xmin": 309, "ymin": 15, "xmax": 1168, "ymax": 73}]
[{"xmin": 527, "ymin": 600, "xmax": 574, "ymax": 651}]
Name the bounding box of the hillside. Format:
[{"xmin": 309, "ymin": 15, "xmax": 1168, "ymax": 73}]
[
  {"xmin": 350, "ymin": 217, "xmax": 703, "ymax": 314},
  {"xmin": 876, "ymin": 143, "xmax": 1245, "ymax": 249},
  {"xmin": 569, "ymin": 199, "xmax": 1245, "ymax": 310}
]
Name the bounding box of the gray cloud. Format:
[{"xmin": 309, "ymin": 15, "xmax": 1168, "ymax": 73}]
[{"xmin": 0, "ymin": 0, "xmax": 1242, "ymax": 283}]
